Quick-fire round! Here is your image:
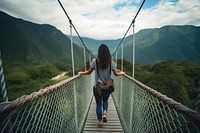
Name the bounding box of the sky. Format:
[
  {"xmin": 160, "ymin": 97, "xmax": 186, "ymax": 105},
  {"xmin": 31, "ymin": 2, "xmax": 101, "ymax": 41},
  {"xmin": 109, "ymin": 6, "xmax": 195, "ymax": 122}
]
[{"xmin": 0, "ymin": 0, "xmax": 199, "ymax": 40}]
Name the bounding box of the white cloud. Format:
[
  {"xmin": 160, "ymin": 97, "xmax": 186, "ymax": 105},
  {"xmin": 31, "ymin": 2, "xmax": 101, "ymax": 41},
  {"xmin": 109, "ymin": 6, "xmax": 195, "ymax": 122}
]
[
  {"xmin": 0, "ymin": 0, "xmax": 199, "ymax": 40},
  {"xmin": 136, "ymin": 0, "xmax": 200, "ymax": 32}
]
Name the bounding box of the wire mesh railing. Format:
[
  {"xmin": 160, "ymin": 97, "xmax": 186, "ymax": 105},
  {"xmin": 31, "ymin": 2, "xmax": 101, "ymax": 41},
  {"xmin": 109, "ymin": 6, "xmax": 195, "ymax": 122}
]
[
  {"xmin": 112, "ymin": 74, "xmax": 200, "ymax": 133},
  {"xmin": 0, "ymin": 74, "xmax": 94, "ymax": 133}
]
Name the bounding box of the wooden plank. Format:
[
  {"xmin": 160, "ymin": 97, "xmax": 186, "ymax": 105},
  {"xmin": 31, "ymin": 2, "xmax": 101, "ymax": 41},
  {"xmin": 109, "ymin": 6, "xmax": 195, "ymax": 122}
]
[{"xmin": 83, "ymin": 96, "xmax": 124, "ymax": 133}]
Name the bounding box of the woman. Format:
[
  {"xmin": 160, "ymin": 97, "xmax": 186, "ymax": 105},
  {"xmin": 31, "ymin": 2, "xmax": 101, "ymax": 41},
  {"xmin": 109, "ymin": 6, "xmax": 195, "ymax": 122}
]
[{"xmin": 78, "ymin": 44, "xmax": 125, "ymax": 128}]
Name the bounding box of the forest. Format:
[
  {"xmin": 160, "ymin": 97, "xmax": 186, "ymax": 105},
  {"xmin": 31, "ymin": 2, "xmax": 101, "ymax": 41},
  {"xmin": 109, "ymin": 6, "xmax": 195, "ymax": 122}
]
[
  {"xmin": 1, "ymin": 59, "xmax": 200, "ymax": 110},
  {"xmin": 1, "ymin": 63, "xmax": 72, "ymax": 101},
  {"xmin": 120, "ymin": 59, "xmax": 200, "ymax": 109}
]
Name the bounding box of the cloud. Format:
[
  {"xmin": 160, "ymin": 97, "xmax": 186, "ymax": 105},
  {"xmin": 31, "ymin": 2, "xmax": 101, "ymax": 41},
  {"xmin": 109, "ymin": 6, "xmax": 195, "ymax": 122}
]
[
  {"xmin": 0, "ymin": 0, "xmax": 199, "ymax": 40},
  {"xmin": 136, "ymin": 0, "xmax": 200, "ymax": 32}
]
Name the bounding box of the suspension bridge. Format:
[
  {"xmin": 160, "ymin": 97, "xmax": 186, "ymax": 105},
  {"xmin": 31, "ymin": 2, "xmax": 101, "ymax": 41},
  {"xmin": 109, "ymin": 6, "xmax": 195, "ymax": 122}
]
[{"xmin": 1, "ymin": 0, "xmax": 200, "ymax": 132}]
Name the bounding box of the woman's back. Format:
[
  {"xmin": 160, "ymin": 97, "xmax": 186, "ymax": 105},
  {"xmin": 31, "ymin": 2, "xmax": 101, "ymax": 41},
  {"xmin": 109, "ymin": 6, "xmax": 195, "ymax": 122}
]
[{"xmin": 90, "ymin": 59, "xmax": 117, "ymax": 83}]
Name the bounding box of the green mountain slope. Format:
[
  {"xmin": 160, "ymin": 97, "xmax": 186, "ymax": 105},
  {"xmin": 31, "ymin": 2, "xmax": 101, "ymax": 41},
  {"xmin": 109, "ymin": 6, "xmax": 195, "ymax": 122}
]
[
  {"xmin": 73, "ymin": 25, "xmax": 200, "ymax": 65},
  {"xmin": 0, "ymin": 11, "xmax": 84, "ymax": 67},
  {"xmin": 1, "ymin": 10, "xmax": 199, "ymax": 66},
  {"xmin": 123, "ymin": 25, "xmax": 200, "ymax": 64}
]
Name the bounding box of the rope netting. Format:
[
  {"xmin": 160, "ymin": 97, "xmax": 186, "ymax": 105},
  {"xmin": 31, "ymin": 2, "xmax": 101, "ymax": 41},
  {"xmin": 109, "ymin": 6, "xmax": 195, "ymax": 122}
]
[
  {"xmin": 112, "ymin": 74, "xmax": 200, "ymax": 133},
  {"xmin": 0, "ymin": 74, "xmax": 94, "ymax": 133}
]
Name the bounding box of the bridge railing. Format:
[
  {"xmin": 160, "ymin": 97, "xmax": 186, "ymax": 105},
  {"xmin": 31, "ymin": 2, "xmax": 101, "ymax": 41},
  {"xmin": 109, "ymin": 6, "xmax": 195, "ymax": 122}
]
[
  {"xmin": 112, "ymin": 74, "xmax": 200, "ymax": 133},
  {"xmin": 0, "ymin": 74, "xmax": 94, "ymax": 133}
]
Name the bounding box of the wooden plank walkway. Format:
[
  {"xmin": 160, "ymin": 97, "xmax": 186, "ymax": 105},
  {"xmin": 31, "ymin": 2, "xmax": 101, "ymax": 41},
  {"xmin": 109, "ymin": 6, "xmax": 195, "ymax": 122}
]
[{"xmin": 83, "ymin": 96, "xmax": 124, "ymax": 133}]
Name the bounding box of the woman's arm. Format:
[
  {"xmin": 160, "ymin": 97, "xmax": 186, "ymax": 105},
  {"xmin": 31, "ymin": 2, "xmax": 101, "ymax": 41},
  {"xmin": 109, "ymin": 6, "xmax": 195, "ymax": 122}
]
[
  {"xmin": 113, "ymin": 69, "xmax": 125, "ymax": 76},
  {"xmin": 78, "ymin": 67, "xmax": 93, "ymax": 75}
]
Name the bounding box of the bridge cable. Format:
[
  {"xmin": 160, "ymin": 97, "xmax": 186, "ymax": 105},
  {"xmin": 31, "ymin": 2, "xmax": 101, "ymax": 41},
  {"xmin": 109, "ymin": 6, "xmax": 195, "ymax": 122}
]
[
  {"xmin": 57, "ymin": 0, "xmax": 91, "ymax": 55},
  {"xmin": 112, "ymin": 0, "xmax": 146, "ymax": 56},
  {"xmin": 0, "ymin": 51, "xmax": 8, "ymax": 102}
]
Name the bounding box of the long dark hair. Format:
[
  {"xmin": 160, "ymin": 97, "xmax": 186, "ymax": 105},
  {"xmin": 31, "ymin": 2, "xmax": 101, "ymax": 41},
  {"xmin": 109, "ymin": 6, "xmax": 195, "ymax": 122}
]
[{"xmin": 98, "ymin": 44, "xmax": 111, "ymax": 69}]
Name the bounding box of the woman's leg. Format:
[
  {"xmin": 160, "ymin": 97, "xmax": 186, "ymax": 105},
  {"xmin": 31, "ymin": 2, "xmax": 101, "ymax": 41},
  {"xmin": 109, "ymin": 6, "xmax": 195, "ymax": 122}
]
[
  {"xmin": 102, "ymin": 92, "xmax": 111, "ymax": 122},
  {"xmin": 93, "ymin": 87, "xmax": 102, "ymax": 121},
  {"xmin": 102, "ymin": 92, "xmax": 110, "ymax": 112}
]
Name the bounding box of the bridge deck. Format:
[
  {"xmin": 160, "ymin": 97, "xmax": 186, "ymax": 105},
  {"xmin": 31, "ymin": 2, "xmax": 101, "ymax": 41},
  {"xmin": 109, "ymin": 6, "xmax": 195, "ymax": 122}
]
[{"xmin": 83, "ymin": 96, "xmax": 124, "ymax": 133}]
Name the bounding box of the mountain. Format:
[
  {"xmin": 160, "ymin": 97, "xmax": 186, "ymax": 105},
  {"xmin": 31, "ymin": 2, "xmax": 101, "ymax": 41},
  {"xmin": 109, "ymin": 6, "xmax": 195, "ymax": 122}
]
[
  {"xmin": 0, "ymin": 11, "xmax": 84, "ymax": 67},
  {"xmin": 0, "ymin": 11, "xmax": 199, "ymax": 66},
  {"xmin": 72, "ymin": 36, "xmax": 120, "ymax": 56},
  {"xmin": 122, "ymin": 25, "xmax": 200, "ymax": 64},
  {"xmin": 73, "ymin": 25, "xmax": 200, "ymax": 65}
]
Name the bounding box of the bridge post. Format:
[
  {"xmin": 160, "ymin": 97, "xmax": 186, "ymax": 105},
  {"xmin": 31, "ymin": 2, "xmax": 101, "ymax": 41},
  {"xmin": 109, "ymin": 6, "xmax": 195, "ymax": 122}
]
[
  {"xmin": 70, "ymin": 23, "xmax": 75, "ymax": 77},
  {"xmin": 115, "ymin": 51, "xmax": 117, "ymax": 65},
  {"xmin": 89, "ymin": 54, "xmax": 91, "ymax": 62},
  {"xmin": 132, "ymin": 21, "xmax": 135, "ymax": 78},
  {"xmin": 69, "ymin": 23, "xmax": 78, "ymax": 132},
  {"xmin": 0, "ymin": 51, "xmax": 8, "ymax": 102},
  {"xmin": 84, "ymin": 46, "xmax": 86, "ymax": 71},
  {"xmin": 120, "ymin": 42, "xmax": 124, "ymax": 111},
  {"xmin": 129, "ymin": 87, "xmax": 134, "ymax": 132},
  {"xmin": 73, "ymin": 82, "xmax": 78, "ymax": 132}
]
